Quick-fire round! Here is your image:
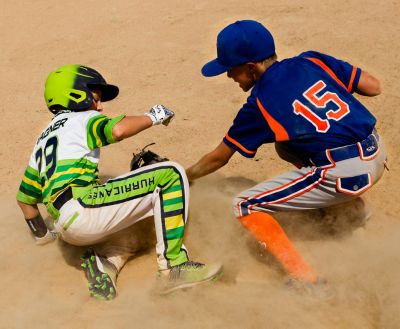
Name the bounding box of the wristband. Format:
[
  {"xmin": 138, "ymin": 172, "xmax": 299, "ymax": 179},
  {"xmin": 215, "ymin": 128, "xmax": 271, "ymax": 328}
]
[{"xmin": 26, "ymin": 214, "xmax": 48, "ymax": 238}]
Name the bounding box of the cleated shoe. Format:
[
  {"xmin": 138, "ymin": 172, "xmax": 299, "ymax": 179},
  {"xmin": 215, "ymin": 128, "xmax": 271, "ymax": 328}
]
[
  {"xmin": 81, "ymin": 248, "xmax": 117, "ymax": 301},
  {"xmin": 158, "ymin": 261, "xmax": 223, "ymax": 295}
]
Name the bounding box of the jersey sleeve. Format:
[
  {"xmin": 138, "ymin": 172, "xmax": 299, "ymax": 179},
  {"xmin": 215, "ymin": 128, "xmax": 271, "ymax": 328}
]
[
  {"xmin": 223, "ymin": 101, "xmax": 275, "ymax": 158},
  {"xmin": 16, "ymin": 165, "xmax": 43, "ymax": 205},
  {"xmin": 300, "ymin": 51, "xmax": 362, "ymax": 93},
  {"xmin": 86, "ymin": 114, "xmax": 126, "ymax": 150}
]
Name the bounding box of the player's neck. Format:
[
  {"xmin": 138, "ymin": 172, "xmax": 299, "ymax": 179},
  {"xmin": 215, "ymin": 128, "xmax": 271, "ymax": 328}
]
[{"xmin": 254, "ymin": 58, "xmax": 277, "ymax": 81}]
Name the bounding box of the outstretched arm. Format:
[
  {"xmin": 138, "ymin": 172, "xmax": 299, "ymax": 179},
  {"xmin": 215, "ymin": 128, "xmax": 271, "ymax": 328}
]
[
  {"xmin": 112, "ymin": 104, "xmax": 174, "ymax": 141},
  {"xmin": 355, "ymin": 71, "xmax": 381, "ymax": 96},
  {"xmin": 186, "ymin": 142, "xmax": 235, "ymax": 182},
  {"xmin": 112, "ymin": 115, "xmax": 153, "ymax": 141}
]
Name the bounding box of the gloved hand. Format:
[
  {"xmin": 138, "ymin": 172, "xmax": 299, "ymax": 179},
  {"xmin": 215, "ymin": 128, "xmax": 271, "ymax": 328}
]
[
  {"xmin": 34, "ymin": 230, "xmax": 58, "ymax": 245},
  {"xmin": 145, "ymin": 104, "xmax": 175, "ymax": 126},
  {"xmin": 130, "ymin": 143, "xmax": 169, "ymax": 170}
]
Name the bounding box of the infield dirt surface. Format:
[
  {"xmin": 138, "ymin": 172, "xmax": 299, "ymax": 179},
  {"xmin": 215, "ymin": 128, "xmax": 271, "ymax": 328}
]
[{"xmin": 1, "ymin": 1, "xmax": 399, "ymax": 328}]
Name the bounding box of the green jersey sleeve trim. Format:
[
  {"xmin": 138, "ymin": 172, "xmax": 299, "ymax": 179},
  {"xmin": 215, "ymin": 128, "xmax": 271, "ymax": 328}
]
[
  {"xmin": 16, "ymin": 165, "xmax": 42, "ymax": 204},
  {"xmin": 104, "ymin": 114, "xmax": 125, "ymax": 144},
  {"xmin": 16, "ymin": 190, "xmax": 40, "ymax": 204},
  {"xmin": 87, "ymin": 114, "xmax": 126, "ymax": 150}
]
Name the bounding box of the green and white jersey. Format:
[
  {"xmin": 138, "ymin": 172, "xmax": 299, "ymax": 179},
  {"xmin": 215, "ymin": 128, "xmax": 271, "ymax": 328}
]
[{"xmin": 17, "ymin": 110, "xmax": 125, "ymax": 206}]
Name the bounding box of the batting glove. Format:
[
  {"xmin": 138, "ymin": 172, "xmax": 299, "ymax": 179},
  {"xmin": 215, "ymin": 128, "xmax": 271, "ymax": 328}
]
[
  {"xmin": 35, "ymin": 230, "xmax": 58, "ymax": 246},
  {"xmin": 145, "ymin": 104, "xmax": 175, "ymax": 126}
]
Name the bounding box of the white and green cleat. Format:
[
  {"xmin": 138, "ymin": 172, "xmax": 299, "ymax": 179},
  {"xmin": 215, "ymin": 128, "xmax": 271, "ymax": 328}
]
[
  {"xmin": 158, "ymin": 261, "xmax": 223, "ymax": 295},
  {"xmin": 81, "ymin": 248, "xmax": 117, "ymax": 301}
]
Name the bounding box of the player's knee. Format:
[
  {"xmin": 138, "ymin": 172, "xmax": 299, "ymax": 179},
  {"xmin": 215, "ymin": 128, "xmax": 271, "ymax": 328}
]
[
  {"xmin": 165, "ymin": 160, "xmax": 184, "ymax": 173},
  {"xmin": 232, "ymin": 194, "xmax": 245, "ymax": 218},
  {"xmin": 160, "ymin": 161, "xmax": 189, "ymax": 185},
  {"xmin": 162, "ymin": 161, "xmax": 186, "ymax": 178},
  {"xmin": 232, "ymin": 192, "xmax": 276, "ymax": 217}
]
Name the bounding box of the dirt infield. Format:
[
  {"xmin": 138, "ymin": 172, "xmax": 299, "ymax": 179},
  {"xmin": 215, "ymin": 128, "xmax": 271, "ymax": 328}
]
[{"xmin": 1, "ymin": 1, "xmax": 399, "ymax": 328}]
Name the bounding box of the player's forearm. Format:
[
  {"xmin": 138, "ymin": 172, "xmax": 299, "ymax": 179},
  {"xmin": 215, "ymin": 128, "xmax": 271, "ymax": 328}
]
[
  {"xmin": 17, "ymin": 200, "xmax": 40, "ymax": 219},
  {"xmin": 187, "ymin": 143, "xmax": 234, "ymax": 181},
  {"xmin": 17, "ymin": 201, "xmax": 48, "ymax": 238},
  {"xmin": 187, "ymin": 142, "xmax": 235, "ymax": 181},
  {"xmin": 112, "ymin": 115, "xmax": 153, "ymax": 141},
  {"xmin": 186, "ymin": 156, "xmax": 227, "ymax": 181}
]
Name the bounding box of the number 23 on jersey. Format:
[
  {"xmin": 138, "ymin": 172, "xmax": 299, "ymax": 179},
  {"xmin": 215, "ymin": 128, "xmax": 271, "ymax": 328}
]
[{"xmin": 293, "ymin": 80, "xmax": 350, "ymax": 133}]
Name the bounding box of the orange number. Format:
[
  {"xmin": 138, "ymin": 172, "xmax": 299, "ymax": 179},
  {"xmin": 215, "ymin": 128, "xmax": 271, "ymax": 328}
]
[{"xmin": 293, "ymin": 80, "xmax": 350, "ymax": 132}]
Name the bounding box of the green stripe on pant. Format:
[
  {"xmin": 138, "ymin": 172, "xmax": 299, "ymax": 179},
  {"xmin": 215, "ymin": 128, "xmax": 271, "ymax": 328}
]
[
  {"xmin": 160, "ymin": 177, "xmax": 188, "ymax": 266},
  {"xmin": 78, "ymin": 165, "xmax": 189, "ymax": 267}
]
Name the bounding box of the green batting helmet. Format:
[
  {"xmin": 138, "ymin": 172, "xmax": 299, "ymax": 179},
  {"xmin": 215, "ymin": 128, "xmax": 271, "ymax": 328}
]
[{"xmin": 44, "ymin": 64, "xmax": 119, "ymax": 113}]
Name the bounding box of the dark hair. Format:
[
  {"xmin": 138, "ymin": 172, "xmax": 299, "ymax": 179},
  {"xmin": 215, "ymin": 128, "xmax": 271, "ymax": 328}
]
[
  {"xmin": 262, "ymin": 53, "xmax": 277, "ymax": 62},
  {"xmin": 257, "ymin": 53, "xmax": 277, "ymax": 70},
  {"xmin": 49, "ymin": 105, "xmax": 69, "ymax": 114}
]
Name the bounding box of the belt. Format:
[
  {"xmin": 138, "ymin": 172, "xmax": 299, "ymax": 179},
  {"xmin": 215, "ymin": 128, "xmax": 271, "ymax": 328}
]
[
  {"xmin": 53, "ymin": 187, "xmax": 73, "ymax": 210},
  {"xmin": 310, "ymin": 131, "xmax": 380, "ymax": 167}
]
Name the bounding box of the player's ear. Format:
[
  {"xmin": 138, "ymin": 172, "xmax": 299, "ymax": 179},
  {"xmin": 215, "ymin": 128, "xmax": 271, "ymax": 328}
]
[
  {"xmin": 248, "ymin": 62, "xmax": 263, "ymax": 78},
  {"xmin": 247, "ymin": 62, "xmax": 265, "ymax": 80},
  {"xmin": 247, "ymin": 62, "xmax": 257, "ymax": 72}
]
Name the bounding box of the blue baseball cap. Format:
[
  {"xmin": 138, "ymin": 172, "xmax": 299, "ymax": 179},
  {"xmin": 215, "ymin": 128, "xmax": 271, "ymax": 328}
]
[{"xmin": 201, "ymin": 20, "xmax": 275, "ymax": 77}]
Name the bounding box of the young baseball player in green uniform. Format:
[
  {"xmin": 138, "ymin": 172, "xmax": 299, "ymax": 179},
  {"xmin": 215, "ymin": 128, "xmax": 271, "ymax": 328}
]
[
  {"xmin": 17, "ymin": 64, "xmax": 222, "ymax": 300},
  {"xmin": 187, "ymin": 20, "xmax": 386, "ymax": 294}
]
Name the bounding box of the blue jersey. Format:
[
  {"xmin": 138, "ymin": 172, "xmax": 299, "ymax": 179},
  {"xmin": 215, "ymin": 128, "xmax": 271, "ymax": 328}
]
[{"xmin": 223, "ymin": 51, "xmax": 376, "ymax": 163}]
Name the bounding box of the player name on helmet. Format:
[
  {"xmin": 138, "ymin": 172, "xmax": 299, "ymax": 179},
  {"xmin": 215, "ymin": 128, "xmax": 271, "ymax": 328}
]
[{"xmin": 37, "ymin": 118, "xmax": 68, "ymax": 144}]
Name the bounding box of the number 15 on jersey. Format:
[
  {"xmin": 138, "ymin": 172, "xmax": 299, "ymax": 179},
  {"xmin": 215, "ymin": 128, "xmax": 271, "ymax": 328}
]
[{"xmin": 293, "ymin": 80, "xmax": 350, "ymax": 133}]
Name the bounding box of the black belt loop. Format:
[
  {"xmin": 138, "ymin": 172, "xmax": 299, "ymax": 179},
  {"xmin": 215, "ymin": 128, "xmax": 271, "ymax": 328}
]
[{"xmin": 53, "ymin": 187, "xmax": 73, "ymax": 210}]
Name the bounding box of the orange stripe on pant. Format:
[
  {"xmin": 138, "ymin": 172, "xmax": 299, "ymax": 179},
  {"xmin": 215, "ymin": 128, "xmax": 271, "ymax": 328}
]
[{"xmin": 239, "ymin": 212, "xmax": 318, "ymax": 283}]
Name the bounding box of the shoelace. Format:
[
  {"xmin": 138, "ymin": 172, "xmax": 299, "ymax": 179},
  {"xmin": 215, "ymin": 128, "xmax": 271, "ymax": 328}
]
[
  {"xmin": 180, "ymin": 261, "xmax": 204, "ymax": 269},
  {"xmin": 169, "ymin": 261, "xmax": 205, "ymax": 280}
]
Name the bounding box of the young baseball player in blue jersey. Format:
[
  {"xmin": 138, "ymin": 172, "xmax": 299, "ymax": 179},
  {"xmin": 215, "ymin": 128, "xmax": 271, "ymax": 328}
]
[
  {"xmin": 17, "ymin": 64, "xmax": 222, "ymax": 300},
  {"xmin": 187, "ymin": 20, "xmax": 387, "ymax": 291}
]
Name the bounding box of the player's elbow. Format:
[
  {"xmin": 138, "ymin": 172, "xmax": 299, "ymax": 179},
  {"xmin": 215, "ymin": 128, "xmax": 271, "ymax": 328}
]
[
  {"xmin": 17, "ymin": 200, "xmax": 26, "ymax": 208},
  {"xmin": 209, "ymin": 151, "xmax": 231, "ymax": 169},
  {"xmin": 357, "ymin": 71, "xmax": 382, "ymax": 96},
  {"xmin": 366, "ymin": 76, "xmax": 381, "ymax": 96},
  {"xmin": 112, "ymin": 125, "xmax": 124, "ymax": 141},
  {"xmin": 371, "ymin": 79, "xmax": 382, "ymax": 96},
  {"xmin": 218, "ymin": 155, "xmax": 231, "ymax": 167}
]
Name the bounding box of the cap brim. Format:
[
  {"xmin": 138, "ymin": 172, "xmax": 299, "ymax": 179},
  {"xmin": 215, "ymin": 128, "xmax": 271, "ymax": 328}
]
[
  {"xmin": 201, "ymin": 58, "xmax": 230, "ymax": 77},
  {"xmin": 89, "ymin": 84, "xmax": 119, "ymax": 102}
]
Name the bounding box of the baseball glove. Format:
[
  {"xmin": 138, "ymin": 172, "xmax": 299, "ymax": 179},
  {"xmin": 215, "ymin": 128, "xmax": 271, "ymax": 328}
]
[{"xmin": 130, "ymin": 143, "xmax": 169, "ymax": 171}]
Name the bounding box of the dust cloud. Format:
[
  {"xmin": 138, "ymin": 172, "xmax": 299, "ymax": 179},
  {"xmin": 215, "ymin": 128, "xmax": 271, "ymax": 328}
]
[{"xmin": 1, "ymin": 0, "xmax": 399, "ymax": 328}]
